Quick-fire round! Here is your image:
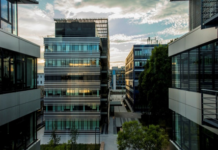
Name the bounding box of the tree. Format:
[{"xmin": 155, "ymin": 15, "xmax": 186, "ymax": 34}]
[
  {"xmin": 68, "ymin": 126, "xmax": 79, "ymax": 150},
  {"xmin": 117, "ymin": 121, "xmax": 169, "ymax": 150},
  {"xmin": 48, "ymin": 129, "xmax": 61, "ymax": 147},
  {"xmin": 139, "ymin": 45, "xmax": 171, "ymax": 125}
]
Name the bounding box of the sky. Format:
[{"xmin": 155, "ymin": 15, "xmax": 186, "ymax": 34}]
[{"xmin": 17, "ymin": 0, "xmax": 189, "ymax": 73}]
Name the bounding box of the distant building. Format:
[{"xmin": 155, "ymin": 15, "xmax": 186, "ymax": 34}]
[
  {"xmin": 0, "ymin": 0, "xmax": 41, "ymax": 149},
  {"xmin": 110, "ymin": 66, "xmax": 125, "ymax": 90},
  {"xmin": 125, "ymin": 44, "xmax": 161, "ymax": 111},
  {"xmin": 37, "ymin": 73, "xmax": 44, "ymax": 86},
  {"xmin": 37, "ymin": 73, "xmax": 45, "ymax": 86}
]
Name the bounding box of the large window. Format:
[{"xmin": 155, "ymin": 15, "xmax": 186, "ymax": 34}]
[
  {"xmin": 171, "ymin": 41, "xmax": 218, "ymax": 91},
  {"xmin": 0, "ymin": 0, "xmax": 17, "ymax": 35},
  {"xmin": 45, "ymin": 44, "xmax": 99, "ymax": 53},
  {"xmin": 45, "ymin": 58, "xmax": 99, "ymax": 67},
  {"xmin": 45, "ymin": 75, "xmax": 100, "ymax": 81},
  {"xmin": 172, "ymin": 112, "xmax": 218, "ymax": 150},
  {"xmin": 0, "ymin": 48, "xmax": 37, "ymax": 93},
  {"xmin": 0, "ymin": 112, "xmax": 37, "ymax": 150}
]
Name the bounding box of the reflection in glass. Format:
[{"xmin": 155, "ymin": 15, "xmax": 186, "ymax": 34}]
[
  {"xmin": 1, "ymin": 20, "xmax": 12, "ymax": 33},
  {"xmin": 172, "ymin": 55, "xmax": 181, "ymax": 88},
  {"xmin": 1, "ymin": 0, "xmax": 8, "ymax": 20}
]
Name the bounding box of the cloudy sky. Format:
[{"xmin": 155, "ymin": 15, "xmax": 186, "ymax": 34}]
[{"xmin": 18, "ymin": 0, "xmax": 189, "ymax": 73}]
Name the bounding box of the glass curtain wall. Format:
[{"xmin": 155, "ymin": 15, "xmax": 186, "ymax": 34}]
[
  {"xmin": 45, "ymin": 120, "xmax": 99, "ymax": 131},
  {"xmin": 0, "ymin": 48, "xmax": 37, "ymax": 94},
  {"xmin": 172, "ymin": 112, "xmax": 218, "ymax": 150},
  {"xmin": 171, "ymin": 40, "xmax": 217, "ymax": 92},
  {"xmin": 45, "ymin": 44, "xmax": 99, "ymax": 52},
  {"xmin": 0, "ymin": 112, "xmax": 37, "ymax": 150},
  {"xmin": 0, "ymin": 0, "xmax": 18, "ymax": 35}
]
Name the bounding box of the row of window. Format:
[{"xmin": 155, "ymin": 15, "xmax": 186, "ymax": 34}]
[
  {"xmin": 45, "ymin": 120, "xmax": 99, "ymax": 131},
  {"xmin": 172, "ymin": 41, "xmax": 218, "ymax": 91},
  {"xmin": 45, "ymin": 89, "xmax": 100, "ymax": 97},
  {"xmin": 134, "ymin": 49, "xmax": 152, "ymax": 56},
  {"xmin": 45, "ymin": 44, "xmax": 99, "ymax": 52},
  {"xmin": 0, "ymin": 49, "xmax": 37, "ymax": 93},
  {"xmin": 45, "ymin": 59, "xmax": 99, "ymax": 67},
  {"xmin": 45, "ymin": 105, "xmax": 99, "ymax": 112},
  {"xmin": 135, "ymin": 60, "xmax": 147, "ymax": 67},
  {"xmin": 45, "ymin": 75, "xmax": 100, "ymax": 81}
]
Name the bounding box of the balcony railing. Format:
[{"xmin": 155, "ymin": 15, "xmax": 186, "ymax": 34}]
[
  {"xmin": 202, "ymin": 0, "xmax": 218, "ymax": 28},
  {"xmin": 201, "ymin": 89, "xmax": 218, "ymax": 128}
]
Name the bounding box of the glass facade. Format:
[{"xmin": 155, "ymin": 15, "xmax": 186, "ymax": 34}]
[
  {"xmin": 44, "ymin": 89, "xmax": 100, "ymax": 97},
  {"xmin": 0, "ymin": 0, "xmax": 18, "ymax": 35},
  {"xmin": 45, "ymin": 75, "xmax": 100, "ymax": 81},
  {"xmin": 45, "ymin": 58, "xmax": 99, "ymax": 67},
  {"xmin": 45, "ymin": 120, "xmax": 99, "ymax": 131},
  {"xmin": 172, "ymin": 40, "xmax": 218, "ymax": 91},
  {"xmin": 172, "ymin": 112, "xmax": 218, "ymax": 150},
  {"xmin": 45, "ymin": 104, "xmax": 99, "ymax": 112},
  {"xmin": 0, "ymin": 48, "xmax": 37, "ymax": 94},
  {"xmin": 45, "ymin": 44, "xmax": 99, "ymax": 52},
  {"xmin": 0, "ymin": 112, "xmax": 37, "ymax": 150}
]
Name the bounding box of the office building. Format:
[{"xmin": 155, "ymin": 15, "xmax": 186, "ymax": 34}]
[
  {"xmin": 37, "ymin": 73, "xmax": 44, "ymax": 86},
  {"xmin": 169, "ymin": 0, "xmax": 218, "ymax": 149},
  {"xmin": 125, "ymin": 44, "xmax": 160, "ymax": 111},
  {"xmin": 44, "ymin": 18, "xmax": 109, "ymax": 133},
  {"xmin": 0, "ymin": 0, "xmax": 41, "ymax": 150},
  {"xmin": 110, "ymin": 66, "xmax": 125, "ymax": 90}
]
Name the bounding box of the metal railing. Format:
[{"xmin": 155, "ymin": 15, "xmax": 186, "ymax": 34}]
[{"xmin": 201, "ymin": 89, "xmax": 218, "ymax": 128}]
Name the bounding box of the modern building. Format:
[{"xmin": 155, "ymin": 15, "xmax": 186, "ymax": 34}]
[
  {"xmin": 0, "ymin": 0, "xmax": 41, "ymax": 150},
  {"xmin": 37, "ymin": 73, "xmax": 44, "ymax": 86},
  {"xmin": 110, "ymin": 66, "xmax": 125, "ymax": 90},
  {"xmin": 169, "ymin": 0, "xmax": 218, "ymax": 149},
  {"xmin": 44, "ymin": 18, "xmax": 109, "ymax": 134},
  {"xmin": 125, "ymin": 44, "xmax": 160, "ymax": 111}
]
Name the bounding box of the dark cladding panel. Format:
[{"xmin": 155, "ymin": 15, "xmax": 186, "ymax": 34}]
[{"xmin": 55, "ymin": 22, "xmax": 96, "ymax": 37}]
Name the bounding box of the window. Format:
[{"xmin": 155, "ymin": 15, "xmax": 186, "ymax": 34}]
[
  {"xmin": 0, "ymin": 49, "xmax": 37, "ymax": 93},
  {"xmin": 40, "ymin": 81, "xmax": 42, "ymax": 84}
]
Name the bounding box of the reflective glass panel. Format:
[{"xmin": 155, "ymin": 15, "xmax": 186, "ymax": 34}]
[
  {"xmin": 1, "ymin": 0, "xmax": 8, "ymax": 20},
  {"xmin": 1, "ymin": 20, "xmax": 12, "ymax": 33}
]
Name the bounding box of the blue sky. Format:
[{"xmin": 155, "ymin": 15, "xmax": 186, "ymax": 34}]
[{"xmin": 17, "ymin": 0, "xmax": 189, "ymax": 73}]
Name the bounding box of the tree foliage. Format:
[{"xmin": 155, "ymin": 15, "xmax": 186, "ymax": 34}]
[
  {"xmin": 117, "ymin": 121, "xmax": 169, "ymax": 150},
  {"xmin": 49, "ymin": 130, "xmax": 61, "ymax": 147},
  {"xmin": 139, "ymin": 45, "xmax": 171, "ymax": 121},
  {"xmin": 68, "ymin": 127, "xmax": 79, "ymax": 150}
]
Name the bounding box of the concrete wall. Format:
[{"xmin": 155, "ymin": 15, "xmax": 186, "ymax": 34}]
[
  {"xmin": 168, "ymin": 26, "xmax": 218, "ymax": 57},
  {"xmin": 0, "ymin": 89, "xmax": 40, "ymax": 126},
  {"xmin": 0, "ymin": 29, "xmax": 40, "ymax": 57},
  {"xmin": 169, "ymin": 88, "xmax": 218, "ymax": 135}
]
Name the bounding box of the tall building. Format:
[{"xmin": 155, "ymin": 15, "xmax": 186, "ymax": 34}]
[
  {"xmin": 0, "ymin": 0, "xmax": 41, "ymax": 150},
  {"xmin": 169, "ymin": 0, "xmax": 218, "ymax": 149},
  {"xmin": 110, "ymin": 66, "xmax": 125, "ymax": 90},
  {"xmin": 44, "ymin": 18, "xmax": 109, "ymax": 133},
  {"xmin": 125, "ymin": 44, "xmax": 160, "ymax": 111},
  {"xmin": 37, "ymin": 73, "xmax": 44, "ymax": 86}
]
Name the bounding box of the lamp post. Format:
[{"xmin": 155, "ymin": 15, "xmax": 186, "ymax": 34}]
[{"xmin": 95, "ymin": 127, "xmax": 100, "ymax": 148}]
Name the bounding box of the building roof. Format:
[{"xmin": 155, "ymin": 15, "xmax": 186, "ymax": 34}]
[{"xmin": 54, "ymin": 18, "xmax": 108, "ymax": 38}]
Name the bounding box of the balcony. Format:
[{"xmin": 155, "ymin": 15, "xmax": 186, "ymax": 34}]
[
  {"xmin": 201, "ymin": 89, "xmax": 218, "ymax": 129},
  {"xmin": 202, "ymin": 0, "xmax": 218, "ymax": 29}
]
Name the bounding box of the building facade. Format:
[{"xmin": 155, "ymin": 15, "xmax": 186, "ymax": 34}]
[
  {"xmin": 37, "ymin": 73, "xmax": 44, "ymax": 86},
  {"xmin": 44, "ymin": 18, "xmax": 109, "ymax": 133},
  {"xmin": 125, "ymin": 44, "xmax": 160, "ymax": 111},
  {"xmin": 110, "ymin": 66, "xmax": 125, "ymax": 90},
  {"xmin": 0, "ymin": 0, "xmax": 41, "ymax": 150}
]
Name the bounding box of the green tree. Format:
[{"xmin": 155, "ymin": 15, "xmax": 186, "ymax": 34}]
[
  {"xmin": 139, "ymin": 45, "xmax": 171, "ymax": 125},
  {"xmin": 117, "ymin": 121, "xmax": 169, "ymax": 150},
  {"xmin": 48, "ymin": 129, "xmax": 61, "ymax": 148},
  {"xmin": 68, "ymin": 127, "xmax": 79, "ymax": 150}
]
